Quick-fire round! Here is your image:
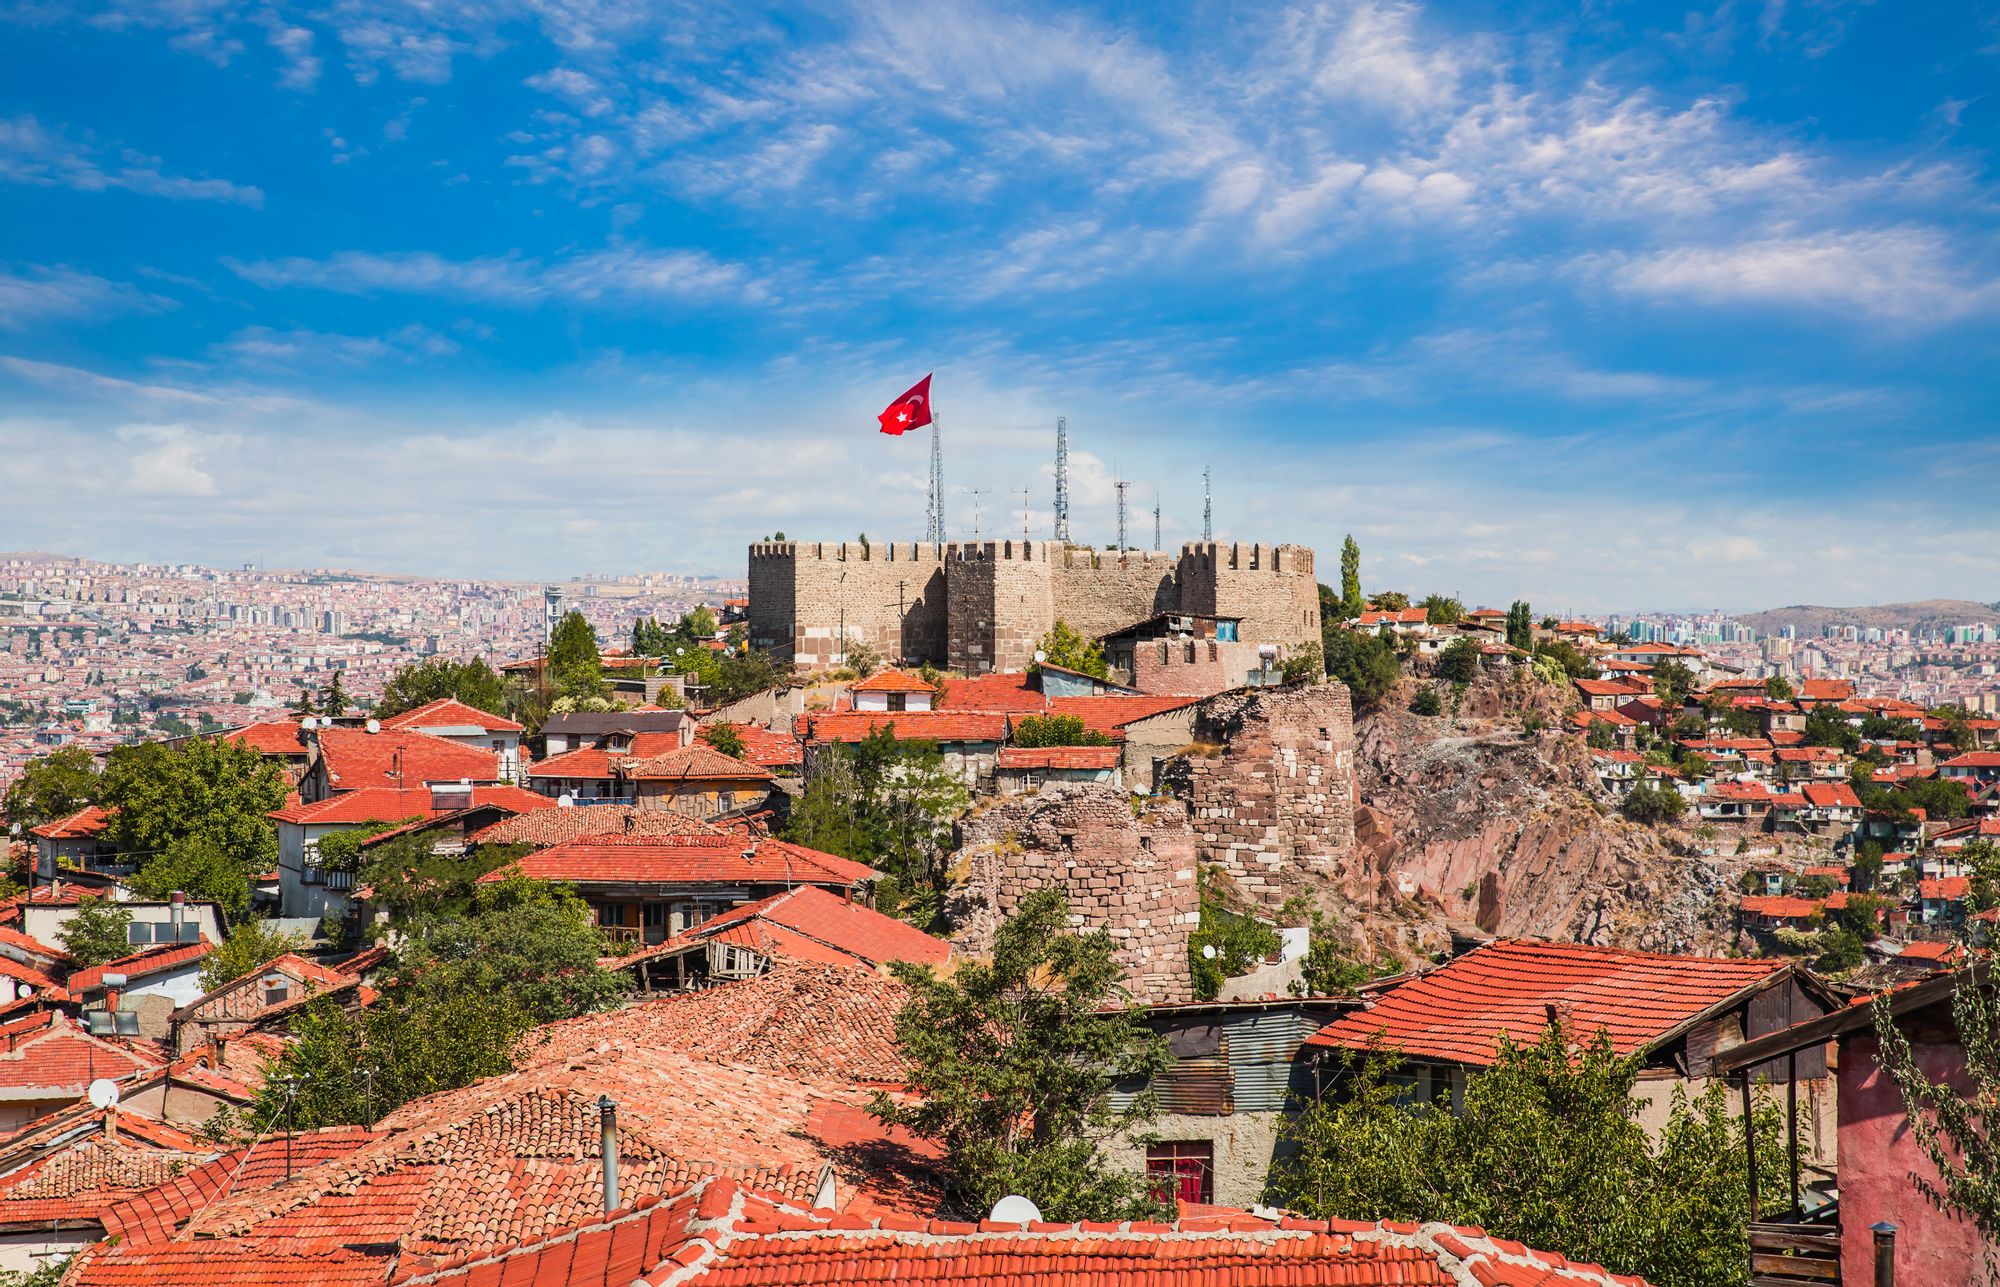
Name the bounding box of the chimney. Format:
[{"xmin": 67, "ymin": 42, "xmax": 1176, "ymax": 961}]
[
  {"xmin": 622, "ymin": 812, "xmax": 636, "ymax": 836},
  {"xmin": 170, "ymin": 890, "xmax": 185, "ymax": 940},
  {"xmin": 597, "ymin": 1096, "xmax": 620, "ymax": 1213}
]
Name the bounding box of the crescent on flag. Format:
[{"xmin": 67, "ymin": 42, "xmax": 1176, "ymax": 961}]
[{"xmin": 877, "ymin": 374, "xmax": 934, "ymax": 435}]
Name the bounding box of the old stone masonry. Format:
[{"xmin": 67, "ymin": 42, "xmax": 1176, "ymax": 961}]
[{"xmin": 747, "ymin": 539, "xmax": 1319, "ymax": 673}]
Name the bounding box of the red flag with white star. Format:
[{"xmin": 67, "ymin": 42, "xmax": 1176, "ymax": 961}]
[{"xmin": 877, "ymin": 374, "xmax": 933, "ymax": 435}]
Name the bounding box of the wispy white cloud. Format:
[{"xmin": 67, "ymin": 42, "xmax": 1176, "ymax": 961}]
[
  {"xmin": 0, "ymin": 114, "xmax": 263, "ymax": 206},
  {"xmin": 0, "ymin": 265, "xmax": 160, "ymax": 328},
  {"xmin": 227, "ymin": 245, "xmax": 771, "ymax": 306}
]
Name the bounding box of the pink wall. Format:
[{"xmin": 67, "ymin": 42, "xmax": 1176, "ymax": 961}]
[{"xmin": 1837, "ymin": 1031, "xmax": 1986, "ymax": 1285}]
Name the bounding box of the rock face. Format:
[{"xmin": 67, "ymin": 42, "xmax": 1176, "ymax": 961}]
[{"xmin": 949, "ymin": 784, "xmax": 1199, "ymax": 1003}]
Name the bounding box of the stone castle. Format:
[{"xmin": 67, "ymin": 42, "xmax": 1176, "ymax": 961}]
[{"xmin": 748, "ymin": 539, "xmax": 1319, "ymax": 672}]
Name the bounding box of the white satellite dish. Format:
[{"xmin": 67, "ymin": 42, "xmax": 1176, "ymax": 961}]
[
  {"xmin": 87, "ymin": 1078, "xmax": 120, "ymax": 1110},
  {"xmin": 988, "ymin": 1195, "xmax": 1042, "ymax": 1225}
]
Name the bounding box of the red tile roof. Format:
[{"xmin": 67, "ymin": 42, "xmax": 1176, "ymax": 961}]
[
  {"xmin": 222, "ymin": 720, "xmax": 309, "ymax": 757},
  {"xmin": 94, "ymin": 1125, "xmax": 379, "ymax": 1248},
  {"xmin": 270, "ymin": 784, "xmax": 554, "ymax": 826},
  {"xmin": 477, "ymin": 835, "xmax": 873, "ymax": 889},
  {"xmin": 1797, "ymin": 678, "xmax": 1855, "ymax": 701},
  {"xmin": 379, "ymin": 699, "xmax": 524, "ymax": 735},
  {"xmin": 798, "ymin": 710, "xmax": 1011, "ymax": 744},
  {"xmin": 1304, "ymin": 940, "xmax": 1785, "ymax": 1066},
  {"xmin": 1739, "ymin": 895, "xmax": 1825, "ymax": 920},
  {"xmin": 526, "ymin": 732, "xmax": 685, "ymax": 782},
  {"xmin": 699, "ymin": 722, "xmax": 802, "ymax": 770},
  {"xmin": 68, "ymin": 937, "xmax": 214, "ymax": 993},
  {"xmin": 29, "ymin": 804, "xmax": 112, "ymax": 841},
  {"xmin": 995, "ymin": 746, "xmax": 1123, "ymax": 770},
  {"xmin": 1049, "ymin": 693, "xmax": 1200, "ymax": 733},
  {"xmin": 0, "ymin": 1126, "xmax": 212, "ymax": 1230},
  {"xmin": 622, "ymin": 887, "xmax": 950, "ymax": 973},
  {"xmin": 850, "ymin": 669, "xmax": 939, "ymax": 694},
  {"xmin": 1919, "ymin": 877, "xmax": 1969, "ymax": 901},
  {"xmin": 1800, "ymin": 781, "xmax": 1862, "ymax": 808},
  {"xmin": 1943, "ymin": 752, "xmax": 2000, "ymax": 768},
  {"xmin": 0, "ymin": 1011, "xmax": 162, "ymax": 1096},
  {"xmin": 312, "ymin": 728, "xmax": 500, "ymax": 791},
  {"xmin": 619, "ymin": 744, "xmax": 773, "ymax": 783},
  {"xmin": 1357, "ymin": 607, "xmax": 1429, "ymax": 626},
  {"xmin": 467, "ymin": 807, "xmax": 723, "ymax": 847},
  {"xmin": 390, "ymin": 1176, "xmax": 1653, "ymax": 1287}
]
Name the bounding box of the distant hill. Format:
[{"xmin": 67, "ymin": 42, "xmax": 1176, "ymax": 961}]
[{"xmin": 1738, "ymin": 599, "xmax": 2000, "ymax": 637}]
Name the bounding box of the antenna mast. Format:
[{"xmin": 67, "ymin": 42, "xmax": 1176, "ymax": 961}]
[
  {"xmin": 1053, "ymin": 416, "xmax": 1070, "ymax": 544},
  {"xmin": 1153, "ymin": 495, "xmax": 1161, "ymax": 552},
  {"xmin": 926, "ymin": 418, "xmax": 944, "ymax": 545},
  {"xmin": 1115, "ymin": 480, "xmax": 1128, "ymax": 554},
  {"xmin": 1202, "ymin": 466, "xmax": 1213, "ymax": 541},
  {"xmin": 1020, "ymin": 485, "xmax": 1031, "ymax": 541}
]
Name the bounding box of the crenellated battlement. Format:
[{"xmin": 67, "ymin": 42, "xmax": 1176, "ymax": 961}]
[{"xmin": 750, "ymin": 535, "xmax": 1318, "ymax": 673}]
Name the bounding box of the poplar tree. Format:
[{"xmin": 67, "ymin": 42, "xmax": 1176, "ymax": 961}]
[
  {"xmin": 547, "ymin": 610, "xmax": 606, "ymax": 701},
  {"xmin": 1339, "ymin": 536, "xmax": 1363, "ymax": 620}
]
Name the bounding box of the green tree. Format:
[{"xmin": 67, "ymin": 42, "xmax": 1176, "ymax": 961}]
[
  {"xmin": 1505, "ymin": 601, "xmax": 1534, "ymax": 651},
  {"xmin": 784, "ymin": 730, "xmax": 968, "ymax": 925},
  {"xmin": 1764, "ymin": 674, "xmax": 1793, "ymax": 700},
  {"xmin": 868, "ymin": 886, "xmax": 1169, "ymax": 1221},
  {"xmin": 321, "ymin": 670, "xmax": 349, "ymax": 717},
  {"xmin": 680, "ymin": 604, "xmax": 719, "ymax": 639},
  {"xmin": 1532, "ymin": 637, "xmax": 1596, "ymax": 681},
  {"xmin": 57, "ymin": 895, "xmax": 133, "ymax": 966},
  {"xmin": 1622, "ymin": 779, "xmax": 1687, "ymax": 824},
  {"xmin": 1339, "ymin": 536, "xmax": 1364, "ymax": 621},
  {"xmin": 1012, "ymin": 714, "xmax": 1112, "ymax": 748},
  {"xmin": 99, "ymin": 737, "xmax": 288, "ymax": 874},
  {"xmin": 360, "ymin": 834, "xmax": 530, "ymax": 925},
  {"xmin": 1801, "ymin": 705, "xmax": 1860, "ymax": 752},
  {"xmin": 1410, "ymin": 688, "xmax": 1443, "ymax": 717},
  {"xmin": 374, "ymin": 657, "xmax": 509, "ymax": 719},
  {"xmin": 1418, "ymin": 594, "xmax": 1463, "ymax": 626},
  {"xmin": 1271, "ymin": 1023, "xmax": 1782, "ymax": 1287},
  {"xmin": 1189, "ymin": 871, "xmax": 1281, "ymax": 1000},
  {"xmin": 256, "ymin": 876, "xmax": 620, "ymax": 1129},
  {"xmin": 1438, "ymin": 635, "xmax": 1481, "ymax": 684},
  {"xmin": 1324, "ymin": 627, "xmax": 1400, "ymax": 706},
  {"xmin": 1651, "ymin": 660, "xmax": 1698, "ymax": 706},
  {"xmin": 547, "ymin": 610, "xmax": 607, "ymax": 702},
  {"xmin": 701, "ymin": 724, "xmax": 748, "ymax": 758},
  {"xmin": 1031, "ymin": 620, "xmax": 1108, "ymax": 679},
  {"xmin": 0, "ymin": 746, "xmax": 100, "ymax": 829},
  {"xmin": 200, "ymin": 918, "xmax": 308, "ymax": 992},
  {"xmin": 128, "ymin": 835, "xmax": 252, "ymax": 918},
  {"xmin": 1851, "ymin": 841, "xmax": 1885, "ymax": 893},
  {"xmin": 1371, "ymin": 591, "xmax": 1410, "ymax": 611}
]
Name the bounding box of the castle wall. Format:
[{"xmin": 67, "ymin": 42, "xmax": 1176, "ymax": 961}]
[
  {"xmin": 1171, "ymin": 683, "xmax": 1356, "ymax": 906},
  {"xmin": 945, "ymin": 541, "xmax": 1055, "ymax": 675},
  {"xmin": 1177, "ymin": 543, "xmax": 1320, "ymax": 657},
  {"xmin": 951, "ymin": 784, "xmax": 1198, "ymax": 1004},
  {"xmin": 748, "ymin": 542, "xmax": 948, "ymax": 666},
  {"xmin": 1049, "ymin": 548, "xmax": 1180, "ymax": 642},
  {"xmin": 749, "ymin": 538, "xmax": 1320, "ymax": 674}
]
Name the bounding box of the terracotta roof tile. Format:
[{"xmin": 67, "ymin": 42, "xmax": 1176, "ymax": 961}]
[
  {"xmin": 313, "ymin": 728, "xmax": 501, "ymax": 791},
  {"xmin": 849, "ymin": 670, "xmax": 939, "ymax": 694},
  {"xmin": 380, "ymin": 700, "xmax": 524, "ymax": 735},
  {"xmin": 995, "ymin": 746, "xmax": 1122, "ymax": 770},
  {"xmin": 478, "ymin": 835, "xmax": 872, "ymax": 889},
  {"xmin": 618, "ymin": 887, "xmax": 949, "ymax": 973},
  {"xmin": 29, "ymin": 804, "xmax": 113, "ymax": 841},
  {"xmin": 799, "ymin": 711, "xmax": 1010, "ymax": 744},
  {"xmin": 68, "ymin": 937, "xmax": 214, "ymax": 993},
  {"xmin": 222, "ymin": 721, "xmax": 309, "ymax": 757},
  {"xmin": 618, "ymin": 744, "xmax": 773, "ymax": 784},
  {"xmin": 698, "ymin": 724, "xmax": 802, "ymax": 770},
  {"xmin": 467, "ymin": 808, "xmax": 723, "ymax": 848},
  {"xmin": 271, "ymin": 785, "xmax": 554, "ymax": 826},
  {"xmin": 1304, "ymin": 939, "xmax": 1785, "ymax": 1066}
]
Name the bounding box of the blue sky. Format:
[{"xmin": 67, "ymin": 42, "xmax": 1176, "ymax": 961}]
[{"xmin": 2, "ymin": 0, "xmax": 1996, "ymax": 613}]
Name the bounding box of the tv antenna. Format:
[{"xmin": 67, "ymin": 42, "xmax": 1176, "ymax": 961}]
[
  {"xmin": 1202, "ymin": 466, "xmax": 1213, "ymax": 542},
  {"xmin": 1153, "ymin": 495, "xmax": 1162, "ymax": 552},
  {"xmin": 1114, "ymin": 480, "xmax": 1129, "ymax": 554},
  {"xmin": 926, "ymin": 416, "xmax": 945, "ymax": 546},
  {"xmin": 1052, "ymin": 417, "xmax": 1071, "ymax": 544},
  {"xmin": 1019, "ymin": 486, "xmax": 1032, "ymax": 541}
]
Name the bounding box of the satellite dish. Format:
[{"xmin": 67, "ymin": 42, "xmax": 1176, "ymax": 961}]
[
  {"xmin": 87, "ymin": 1078, "xmax": 120, "ymax": 1110},
  {"xmin": 989, "ymin": 1195, "xmax": 1042, "ymax": 1225}
]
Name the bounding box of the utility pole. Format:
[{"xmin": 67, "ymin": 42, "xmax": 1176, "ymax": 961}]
[
  {"xmin": 1053, "ymin": 416, "xmax": 1071, "ymax": 544},
  {"xmin": 1115, "ymin": 480, "xmax": 1128, "ymax": 554},
  {"xmin": 1020, "ymin": 486, "xmax": 1032, "ymax": 541},
  {"xmin": 1202, "ymin": 466, "xmax": 1213, "ymax": 542},
  {"xmin": 968, "ymin": 487, "xmax": 988, "ymax": 539}
]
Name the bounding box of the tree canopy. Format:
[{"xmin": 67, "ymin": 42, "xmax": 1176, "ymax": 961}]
[
  {"xmin": 1031, "ymin": 619, "xmax": 1108, "ymax": 679},
  {"xmin": 546, "ymin": 610, "xmax": 607, "ymax": 702},
  {"xmin": 374, "ymin": 657, "xmax": 510, "ymax": 719},
  {"xmin": 0, "ymin": 746, "xmax": 100, "ymax": 829},
  {"xmin": 1338, "ymin": 536, "xmax": 1363, "ymax": 621},
  {"xmin": 1270, "ymin": 1024, "xmax": 1784, "ymax": 1287},
  {"xmin": 100, "ymin": 736, "xmax": 289, "ymax": 876},
  {"xmin": 783, "ymin": 728, "xmax": 968, "ymax": 925},
  {"xmin": 869, "ymin": 886, "xmax": 1168, "ymax": 1221},
  {"xmin": 1323, "ymin": 626, "xmax": 1400, "ymax": 706},
  {"xmin": 200, "ymin": 918, "xmax": 308, "ymax": 992},
  {"xmin": 57, "ymin": 895, "xmax": 133, "ymax": 966},
  {"xmin": 1011, "ymin": 714, "xmax": 1112, "ymax": 748}
]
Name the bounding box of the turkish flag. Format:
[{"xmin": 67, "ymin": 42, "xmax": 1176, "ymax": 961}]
[{"xmin": 877, "ymin": 374, "xmax": 934, "ymax": 435}]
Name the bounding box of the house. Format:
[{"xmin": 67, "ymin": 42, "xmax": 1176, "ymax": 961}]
[
  {"xmin": 1571, "ymin": 707, "xmax": 1638, "ymax": 750},
  {"xmin": 168, "ymin": 951, "xmax": 376, "ymax": 1056},
  {"xmin": 540, "ymin": 708, "xmax": 691, "ymax": 756},
  {"xmin": 465, "ymin": 805, "xmax": 724, "ymax": 849},
  {"xmin": 0, "ymin": 1105, "xmax": 210, "ymax": 1277},
  {"xmin": 528, "ymin": 729, "xmax": 684, "ymax": 801},
  {"xmin": 847, "ymin": 669, "xmax": 936, "ymax": 711},
  {"xmin": 0, "ymin": 1010, "xmax": 163, "ymax": 1131},
  {"xmin": 1574, "ymin": 678, "xmax": 1647, "ymax": 712},
  {"xmin": 1939, "ymin": 750, "xmax": 2000, "ymax": 787},
  {"xmin": 475, "ymin": 834, "xmax": 875, "ymax": 948},
  {"xmin": 68, "ymin": 937, "xmax": 216, "ymax": 1039},
  {"xmin": 1104, "ymin": 997, "xmax": 1357, "ymax": 1207},
  {"xmin": 1713, "ymin": 965, "xmax": 1988, "ymax": 1286},
  {"xmin": 297, "ymin": 724, "xmax": 501, "ymax": 803},
  {"xmin": 28, "ymin": 805, "xmax": 115, "ymax": 877},
  {"xmin": 1, "ymin": 886, "xmax": 225, "ymax": 958},
  {"xmin": 1302, "ymin": 940, "xmax": 1835, "ymax": 1155},
  {"xmin": 1700, "ymin": 780, "xmax": 1777, "ymax": 827},
  {"xmin": 697, "ymin": 721, "xmax": 802, "ymax": 774},
  {"xmin": 797, "ymin": 710, "xmax": 1010, "ymax": 789},
  {"xmin": 1795, "ymin": 677, "xmax": 1857, "ymax": 705},
  {"xmin": 269, "ymin": 783, "xmax": 555, "ymax": 921},
  {"xmin": 379, "ymin": 699, "xmax": 526, "ymax": 781},
  {"xmin": 609, "ymin": 744, "xmax": 776, "ymax": 820},
  {"xmin": 993, "ymin": 745, "xmax": 1123, "ymax": 794},
  {"xmin": 616, "ymin": 884, "xmax": 951, "ymax": 990},
  {"xmin": 1773, "ymin": 745, "xmax": 1849, "ymax": 782},
  {"xmin": 1917, "ymin": 876, "xmax": 1968, "ymax": 925},
  {"xmin": 1738, "ymin": 894, "xmax": 1830, "ymax": 932}
]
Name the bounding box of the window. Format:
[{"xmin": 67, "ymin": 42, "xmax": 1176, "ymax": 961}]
[
  {"xmin": 263, "ymin": 976, "xmax": 291, "ymax": 1007},
  {"xmin": 1146, "ymin": 1141, "xmax": 1213, "ymax": 1206}
]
